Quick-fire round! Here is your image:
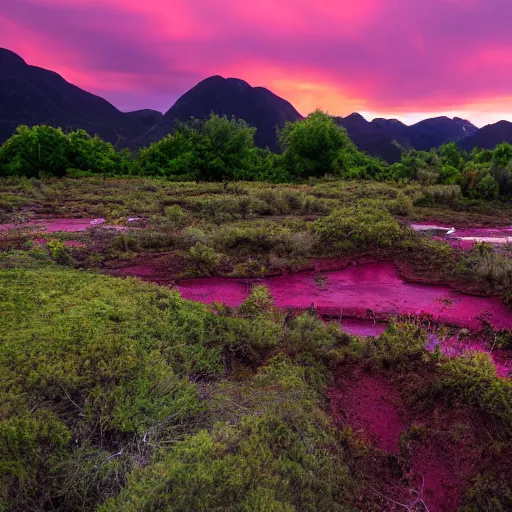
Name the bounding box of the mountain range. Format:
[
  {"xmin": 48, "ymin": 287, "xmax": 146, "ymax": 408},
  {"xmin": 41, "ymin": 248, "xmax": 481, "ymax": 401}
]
[{"xmin": 2, "ymin": 47, "xmax": 512, "ymax": 162}]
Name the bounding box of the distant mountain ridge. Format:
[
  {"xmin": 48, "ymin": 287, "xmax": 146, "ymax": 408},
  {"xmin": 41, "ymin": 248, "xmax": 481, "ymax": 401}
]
[
  {"xmin": 335, "ymin": 114, "xmax": 479, "ymax": 162},
  {"xmin": 2, "ymin": 47, "xmax": 512, "ymax": 161},
  {"xmin": 0, "ymin": 48, "xmax": 157, "ymax": 148}
]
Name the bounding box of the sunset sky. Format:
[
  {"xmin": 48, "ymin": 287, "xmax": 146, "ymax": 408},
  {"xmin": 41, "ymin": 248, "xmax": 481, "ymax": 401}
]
[{"xmin": 2, "ymin": 0, "xmax": 511, "ymax": 126}]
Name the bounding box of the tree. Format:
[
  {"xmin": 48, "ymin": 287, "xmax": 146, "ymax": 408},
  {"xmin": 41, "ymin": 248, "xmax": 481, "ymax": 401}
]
[
  {"xmin": 67, "ymin": 130, "xmax": 121, "ymax": 175},
  {"xmin": 0, "ymin": 125, "xmax": 71, "ymax": 177},
  {"xmin": 278, "ymin": 110, "xmax": 357, "ymax": 179},
  {"xmin": 134, "ymin": 114, "xmax": 260, "ymax": 182}
]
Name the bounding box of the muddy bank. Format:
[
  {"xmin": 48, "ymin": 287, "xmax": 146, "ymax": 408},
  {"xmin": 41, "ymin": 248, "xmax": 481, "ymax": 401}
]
[
  {"xmin": 329, "ymin": 366, "xmax": 489, "ymax": 512},
  {"xmin": 177, "ymin": 261, "xmax": 512, "ymax": 331}
]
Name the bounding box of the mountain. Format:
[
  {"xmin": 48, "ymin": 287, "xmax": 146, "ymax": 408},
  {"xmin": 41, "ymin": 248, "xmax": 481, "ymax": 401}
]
[
  {"xmin": 143, "ymin": 76, "xmax": 303, "ymax": 151},
  {"xmin": 336, "ymin": 115, "xmax": 479, "ymax": 162},
  {"xmin": 334, "ymin": 113, "xmax": 402, "ymax": 163},
  {"xmin": 0, "ymin": 48, "xmax": 154, "ymax": 147},
  {"xmin": 405, "ymin": 116, "xmax": 478, "ymax": 150},
  {"xmin": 372, "ymin": 118, "xmax": 411, "ymax": 148},
  {"xmin": 459, "ymin": 120, "xmax": 512, "ymax": 151}
]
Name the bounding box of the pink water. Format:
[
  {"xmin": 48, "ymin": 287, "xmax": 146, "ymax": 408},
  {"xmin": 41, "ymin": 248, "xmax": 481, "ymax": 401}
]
[
  {"xmin": 0, "ymin": 218, "xmax": 129, "ymax": 233},
  {"xmin": 412, "ymin": 223, "xmax": 512, "ymax": 250},
  {"xmin": 177, "ymin": 262, "xmax": 512, "ymax": 331},
  {"xmin": 426, "ymin": 334, "xmax": 512, "ymax": 378},
  {"xmin": 340, "ymin": 318, "xmax": 387, "ymax": 337}
]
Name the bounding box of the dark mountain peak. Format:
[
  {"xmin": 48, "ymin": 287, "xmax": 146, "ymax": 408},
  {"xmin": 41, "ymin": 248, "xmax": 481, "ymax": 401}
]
[
  {"xmin": 490, "ymin": 120, "xmax": 512, "ymax": 128},
  {"xmin": 128, "ymin": 109, "xmax": 163, "ymax": 116},
  {"xmin": 157, "ymin": 75, "xmax": 302, "ymax": 150},
  {"xmin": 0, "ymin": 48, "xmax": 26, "ymax": 68},
  {"xmin": 412, "ymin": 116, "xmax": 452, "ymax": 127},
  {"xmin": 453, "ymin": 116, "xmax": 475, "ymax": 126},
  {"xmin": 0, "ymin": 47, "xmax": 159, "ymax": 148},
  {"xmin": 346, "ymin": 112, "xmax": 367, "ymax": 121},
  {"xmin": 225, "ymin": 77, "xmax": 251, "ymax": 89},
  {"xmin": 372, "ymin": 117, "xmax": 407, "ymax": 127},
  {"xmin": 459, "ymin": 120, "xmax": 512, "ymax": 150},
  {"xmin": 333, "ymin": 113, "xmax": 402, "ymax": 163}
]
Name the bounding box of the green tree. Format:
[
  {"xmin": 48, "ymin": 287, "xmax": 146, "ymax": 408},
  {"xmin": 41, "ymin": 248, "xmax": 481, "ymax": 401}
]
[
  {"xmin": 0, "ymin": 125, "xmax": 71, "ymax": 177},
  {"xmin": 279, "ymin": 110, "xmax": 358, "ymax": 179},
  {"xmin": 67, "ymin": 129, "xmax": 121, "ymax": 175},
  {"xmin": 134, "ymin": 114, "xmax": 260, "ymax": 182}
]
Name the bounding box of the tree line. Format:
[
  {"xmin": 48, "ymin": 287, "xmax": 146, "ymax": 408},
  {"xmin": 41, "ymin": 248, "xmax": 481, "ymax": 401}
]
[{"xmin": 1, "ymin": 110, "xmax": 511, "ymax": 199}]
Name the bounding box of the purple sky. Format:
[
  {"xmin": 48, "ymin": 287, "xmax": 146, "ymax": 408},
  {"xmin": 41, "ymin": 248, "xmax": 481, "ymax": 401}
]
[{"xmin": 2, "ymin": 0, "xmax": 511, "ymax": 126}]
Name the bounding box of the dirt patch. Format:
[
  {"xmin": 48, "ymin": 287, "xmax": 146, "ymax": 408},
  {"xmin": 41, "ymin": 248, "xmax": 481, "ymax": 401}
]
[
  {"xmin": 329, "ymin": 367, "xmax": 405, "ymax": 454},
  {"xmin": 329, "ymin": 365, "xmax": 494, "ymax": 512},
  {"xmin": 103, "ymin": 252, "xmax": 186, "ymax": 286}
]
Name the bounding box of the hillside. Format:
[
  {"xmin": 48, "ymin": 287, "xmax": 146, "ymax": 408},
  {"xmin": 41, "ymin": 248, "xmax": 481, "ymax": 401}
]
[
  {"xmin": 459, "ymin": 120, "xmax": 512, "ymax": 150},
  {"xmin": 0, "ymin": 48, "xmax": 151, "ymax": 147},
  {"xmin": 143, "ymin": 76, "xmax": 303, "ymax": 151}
]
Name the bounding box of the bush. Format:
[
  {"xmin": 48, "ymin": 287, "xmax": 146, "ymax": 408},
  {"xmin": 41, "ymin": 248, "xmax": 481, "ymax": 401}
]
[
  {"xmin": 312, "ymin": 206, "xmax": 407, "ymax": 253},
  {"xmin": 361, "ymin": 322, "xmax": 427, "ymax": 369},
  {"xmin": 188, "ymin": 242, "xmax": 222, "ymax": 274},
  {"xmin": 99, "ymin": 357, "xmax": 355, "ymax": 512},
  {"xmin": 433, "ymin": 353, "xmax": 512, "ymax": 431}
]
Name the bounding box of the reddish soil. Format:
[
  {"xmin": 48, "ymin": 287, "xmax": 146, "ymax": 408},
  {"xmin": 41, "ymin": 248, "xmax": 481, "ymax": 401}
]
[
  {"xmin": 103, "ymin": 252, "xmax": 186, "ymax": 286},
  {"xmin": 330, "ymin": 367, "xmax": 405, "ymax": 453},
  {"xmin": 329, "ymin": 366, "xmax": 490, "ymax": 512},
  {"xmin": 408, "ymin": 428, "xmax": 480, "ymax": 512}
]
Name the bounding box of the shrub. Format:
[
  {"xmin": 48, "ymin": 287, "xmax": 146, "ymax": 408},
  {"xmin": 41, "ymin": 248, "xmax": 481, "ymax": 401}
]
[
  {"xmin": 164, "ymin": 204, "xmax": 187, "ymax": 225},
  {"xmin": 188, "ymin": 242, "xmax": 222, "ymax": 274},
  {"xmin": 238, "ymin": 285, "xmax": 277, "ymax": 319},
  {"xmin": 312, "ymin": 206, "xmax": 407, "ymax": 253},
  {"xmin": 361, "ymin": 322, "xmax": 427, "ymax": 369},
  {"xmin": 99, "ymin": 357, "xmax": 355, "ymax": 512},
  {"xmin": 433, "ymin": 353, "xmax": 512, "ymax": 431}
]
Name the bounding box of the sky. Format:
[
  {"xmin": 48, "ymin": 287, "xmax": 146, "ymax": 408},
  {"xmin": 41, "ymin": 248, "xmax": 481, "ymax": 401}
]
[{"xmin": 2, "ymin": 0, "xmax": 512, "ymax": 127}]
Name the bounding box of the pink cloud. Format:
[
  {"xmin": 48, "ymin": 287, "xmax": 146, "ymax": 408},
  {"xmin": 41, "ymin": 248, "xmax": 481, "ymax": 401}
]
[{"xmin": 2, "ymin": 0, "xmax": 512, "ymax": 124}]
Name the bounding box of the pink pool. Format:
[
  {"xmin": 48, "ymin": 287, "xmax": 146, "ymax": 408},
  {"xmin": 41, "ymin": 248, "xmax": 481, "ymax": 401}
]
[
  {"xmin": 426, "ymin": 334, "xmax": 512, "ymax": 378},
  {"xmin": 0, "ymin": 218, "xmax": 128, "ymax": 233},
  {"xmin": 412, "ymin": 224, "xmax": 512, "ymax": 250},
  {"xmin": 178, "ymin": 261, "xmax": 512, "ymax": 331}
]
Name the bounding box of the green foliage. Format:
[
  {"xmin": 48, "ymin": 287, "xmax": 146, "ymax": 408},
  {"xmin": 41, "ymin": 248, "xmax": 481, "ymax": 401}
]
[
  {"xmin": 461, "ymin": 472, "xmax": 512, "ymax": 512},
  {"xmin": 134, "ymin": 114, "xmax": 260, "ymax": 181},
  {"xmin": 0, "ymin": 126, "xmax": 124, "ymax": 178},
  {"xmin": 188, "ymin": 241, "xmax": 222, "ymax": 274},
  {"xmin": 0, "ymin": 411, "xmax": 71, "ymax": 505},
  {"xmin": 457, "ymin": 244, "xmax": 512, "ymax": 292},
  {"xmin": 46, "ymin": 238, "xmax": 73, "ymax": 265},
  {"xmin": 99, "ymin": 357, "xmax": 355, "ymax": 512},
  {"xmin": 278, "ymin": 110, "xmax": 384, "ymax": 180},
  {"xmin": 164, "ymin": 204, "xmax": 187, "ymax": 225},
  {"xmin": 238, "ymin": 285, "xmax": 277, "ymax": 319},
  {"xmin": 360, "ymin": 322, "xmax": 427, "ymax": 369},
  {"xmin": 0, "ymin": 125, "xmax": 72, "ymax": 178},
  {"xmin": 312, "ymin": 205, "xmax": 407, "ymax": 252},
  {"xmin": 434, "ymin": 353, "xmax": 512, "ymax": 431}
]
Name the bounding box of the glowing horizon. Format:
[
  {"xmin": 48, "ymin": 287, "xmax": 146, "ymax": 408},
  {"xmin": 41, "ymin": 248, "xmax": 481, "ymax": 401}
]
[{"xmin": 2, "ymin": 0, "xmax": 512, "ymax": 128}]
